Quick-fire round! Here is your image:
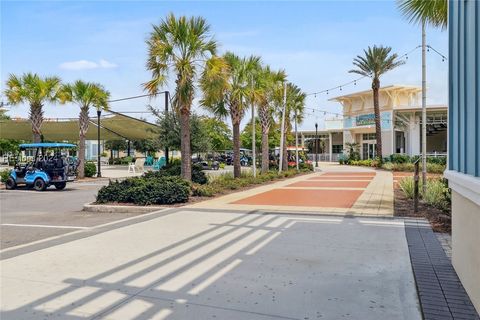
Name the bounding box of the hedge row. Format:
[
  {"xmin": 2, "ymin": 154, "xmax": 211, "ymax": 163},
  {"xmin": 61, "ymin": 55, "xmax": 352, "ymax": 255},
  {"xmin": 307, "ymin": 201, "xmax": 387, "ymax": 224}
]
[{"xmin": 96, "ymin": 175, "xmax": 190, "ymax": 205}]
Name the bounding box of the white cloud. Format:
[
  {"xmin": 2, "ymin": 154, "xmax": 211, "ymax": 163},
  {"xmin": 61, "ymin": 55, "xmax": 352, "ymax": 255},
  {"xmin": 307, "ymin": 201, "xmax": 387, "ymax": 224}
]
[{"xmin": 59, "ymin": 59, "xmax": 117, "ymax": 70}]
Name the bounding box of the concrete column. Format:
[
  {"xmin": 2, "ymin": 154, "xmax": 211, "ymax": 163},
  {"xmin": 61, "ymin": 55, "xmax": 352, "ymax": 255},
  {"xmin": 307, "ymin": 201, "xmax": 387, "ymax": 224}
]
[{"xmin": 328, "ymin": 132, "xmax": 333, "ymax": 162}]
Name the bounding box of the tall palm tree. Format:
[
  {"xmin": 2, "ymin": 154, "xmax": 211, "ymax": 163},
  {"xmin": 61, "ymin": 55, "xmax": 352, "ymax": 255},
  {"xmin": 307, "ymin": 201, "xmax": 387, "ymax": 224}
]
[
  {"xmin": 349, "ymin": 46, "xmax": 405, "ymax": 162},
  {"xmin": 278, "ymin": 83, "xmax": 306, "ymax": 170},
  {"xmin": 4, "ymin": 73, "xmax": 62, "ymax": 142},
  {"xmin": 60, "ymin": 80, "xmax": 109, "ymax": 179},
  {"xmin": 144, "ymin": 14, "xmax": 217, "ymax": 181},
  {"xmin": 397, "ymin": 0, "xmax": 447, "ymax": 29},
  {"xmin": 256, "ymin": 66, "xmax": 286, "ymax": 173},
  {"xmin": 201, "ymin": 52, "xmax": 260, "ymax": 178}
]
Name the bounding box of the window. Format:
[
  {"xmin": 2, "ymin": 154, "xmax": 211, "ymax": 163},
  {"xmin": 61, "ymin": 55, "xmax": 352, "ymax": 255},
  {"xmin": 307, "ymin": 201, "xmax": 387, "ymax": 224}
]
[
  {"xmin": 332, "ymin": 145, "xmax": 343, "ymax": 154},
  {"xmin": 362, "ymin": 133, "xmax": 376, "ymax": 140}
]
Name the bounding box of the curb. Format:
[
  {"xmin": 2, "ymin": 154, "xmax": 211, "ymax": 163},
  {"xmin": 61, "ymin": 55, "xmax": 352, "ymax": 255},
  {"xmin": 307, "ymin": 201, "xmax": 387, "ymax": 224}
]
[{"xmin": 82, "ymin": 202, "xmax": 165, "ymax": 213}]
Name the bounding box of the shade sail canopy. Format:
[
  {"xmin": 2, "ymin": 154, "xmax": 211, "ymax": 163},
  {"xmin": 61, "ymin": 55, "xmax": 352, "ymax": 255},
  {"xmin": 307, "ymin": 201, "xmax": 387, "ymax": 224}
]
[{"xmin": 0, "ymin": 115, "xmax": 159, "ymax": 141}]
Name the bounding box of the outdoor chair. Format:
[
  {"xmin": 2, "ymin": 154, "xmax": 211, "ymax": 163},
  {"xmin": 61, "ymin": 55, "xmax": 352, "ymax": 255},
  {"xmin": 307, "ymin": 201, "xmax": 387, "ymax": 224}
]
[
  {"xmin": 127, "ymin": 158, "xmax": 145, "ymax": 174},
  {"xmin": 145, "ymin": 156, "xmax": 154, "ymax": 166},
  {"xmin": 152, "ymin": 157, "xmax": 166, "ymax": 170},
  {"xmin": 100, "ymin": 157, "xmax": 110, "ymax": 166}
]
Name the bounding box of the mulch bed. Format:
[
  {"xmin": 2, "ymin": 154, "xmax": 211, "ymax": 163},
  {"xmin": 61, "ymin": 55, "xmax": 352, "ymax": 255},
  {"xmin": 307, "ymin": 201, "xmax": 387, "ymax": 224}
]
[{"xmin": 394, "ymin": 186, "xmax": 451, "ymax": 233}]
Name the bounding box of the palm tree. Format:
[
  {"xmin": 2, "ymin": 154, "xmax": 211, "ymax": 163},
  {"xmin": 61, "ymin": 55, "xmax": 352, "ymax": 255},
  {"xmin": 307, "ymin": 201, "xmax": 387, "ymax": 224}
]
[
  {"xmin": 349, "ymin": 46, "xmax": 405, "ymax": 162},
  {"xmin": 278, "ymin": 83, "xmax": 306, "ymax": 170},
  {"xmin": 4, "ymin": 73, "xmax": 62, "ymax": 142},
  {"xmin": 397, "ymin": 0, "xmax": 447, "ymax": 29},
  {"xmin": 256, "ymin": 66, "xmax": 286, "ymax": 173},
  {"xmin": 60, "ymin": 80, "xmax": 109, "ymax": 179},
  {"xmin": 201, "ymin": 52, "xmax": 260, "ymax": 178},
  {"xmin": 144, "ymin": 14, "xmax": 217, "ymax": 181}
]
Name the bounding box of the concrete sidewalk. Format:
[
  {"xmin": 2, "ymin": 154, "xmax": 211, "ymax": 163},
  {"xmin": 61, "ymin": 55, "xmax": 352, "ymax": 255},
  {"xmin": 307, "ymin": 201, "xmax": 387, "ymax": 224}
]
[{"xmin": 1, "ymin": 209, "xmax": 420, "ymax": 320}]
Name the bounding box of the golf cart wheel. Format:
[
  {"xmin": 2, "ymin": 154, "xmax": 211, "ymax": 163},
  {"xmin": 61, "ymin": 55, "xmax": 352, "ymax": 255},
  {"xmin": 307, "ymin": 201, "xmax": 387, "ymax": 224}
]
[
  {"xmin": 54, "ymin": 182, "xmax": 66, "ymax": 190},
  {"xmin": 33, "ymin": 178, "xmax": 47, "ymax": 191},
  {"xmin": 5, "ymin": 177, "xmax": 16, "ymax": 190}
]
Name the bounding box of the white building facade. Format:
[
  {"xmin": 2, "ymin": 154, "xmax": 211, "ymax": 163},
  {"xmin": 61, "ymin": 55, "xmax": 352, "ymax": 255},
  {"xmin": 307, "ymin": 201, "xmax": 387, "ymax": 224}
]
[{"xmin": 298, "ymin": 85, "xmax": 447, "ymax": 161}]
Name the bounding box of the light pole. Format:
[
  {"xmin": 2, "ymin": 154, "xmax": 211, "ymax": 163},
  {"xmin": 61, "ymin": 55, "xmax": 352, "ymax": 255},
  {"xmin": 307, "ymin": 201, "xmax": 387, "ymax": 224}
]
[
  {"xmin": 164, "ymin": 91, "xmax": 170, "ymax": 164},
  {"xmin": 96, "ymin": 109, "xmax": 102, "ymax": 178},
  {"xmin": 421, "ymin": 21, "xmax": 427, "ymax": 193},
  {"xmin": 315, "ymin": 122, "xmax": 318, "ymax": 168},
  {"xmin": 294, "ymin": 110, "xmax": 299, "ymax": 171},
  {"xmin": 251, "ymin": 76, "xmax": 256, "ymax": 177},
  {"xmin": 278, "ymin": 82, "xmax": 287, "ymax": 173}
]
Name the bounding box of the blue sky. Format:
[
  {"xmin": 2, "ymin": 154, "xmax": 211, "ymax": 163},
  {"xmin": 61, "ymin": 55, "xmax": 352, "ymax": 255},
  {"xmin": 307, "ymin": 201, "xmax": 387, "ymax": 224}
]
[{"xmin": 1, "ymin": 0, "xmax": 448, "ymax": 130}]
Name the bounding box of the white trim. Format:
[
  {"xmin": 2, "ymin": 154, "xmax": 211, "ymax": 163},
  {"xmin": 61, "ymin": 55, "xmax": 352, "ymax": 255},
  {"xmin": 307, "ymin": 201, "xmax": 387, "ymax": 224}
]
[{"xmin": 444, "ymin": 170, "xmax": 480, "ymax": 207}]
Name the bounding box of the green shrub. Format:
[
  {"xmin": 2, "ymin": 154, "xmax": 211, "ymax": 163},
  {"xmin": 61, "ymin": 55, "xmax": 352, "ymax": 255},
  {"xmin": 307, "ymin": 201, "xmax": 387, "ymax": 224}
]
[
  {"xmin": 96, "ymin": 176, "xmax": 190, "ymax": 205},
  {"xmin": 427, "ymin": 156, "xmax": 447, "ymax": 165},
  {"xmin": 219, "ymin": 162, "xmax": 226, "ymax": 169},
  {"xmin": 84, "ymin": 162, "xmax": 97, "ymax": 177},
  {"xmin": 398, "ymin": 177, "xmax": 418, "ymax": 199},
  {"xmin": 0, "ymin": 169, "xmax": 12, "ymax": 183},
  {"xmin": 422, "ymin": 179, "xmax": 450, "ymax": 211},
  {"xmin": 191, "ymin": 184, "xmax": 220, "ymax": 197},
  {"xmin": 390, "ymin": 153, "xmax": 411, "ymax": 164},
  {"xmin": 398, "ymin": 177, "xmax": 451, "ymax": 212},
  {"xmin": 426, "ymin": 163, "xmax": 445, "ymax": 174},
  {"xmin": 143, "ymin": 162, "xmax": 207, "ymax": 185}
]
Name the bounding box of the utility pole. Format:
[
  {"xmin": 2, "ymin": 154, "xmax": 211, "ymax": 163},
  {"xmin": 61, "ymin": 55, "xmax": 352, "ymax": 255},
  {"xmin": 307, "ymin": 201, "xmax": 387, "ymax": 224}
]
[
  {"xmin": 294, "ymin": 110, "xmax": 299, "ymax": 171},
  {"xmin": 279, "ymin": 82, "xmax": 287, "ymax": 173},
  {"xmin": 422, "ymin": 21, "xmax": 427, "ymax": 193},
  {"xmin": 164, "ymin": 91, "xmax": 169, "ymax": 164}
]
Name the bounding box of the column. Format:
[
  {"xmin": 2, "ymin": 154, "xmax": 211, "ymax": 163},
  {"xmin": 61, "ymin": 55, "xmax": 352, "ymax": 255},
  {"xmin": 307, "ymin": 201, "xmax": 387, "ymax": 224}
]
[{"xmin": 328, "ymin": 132, "xmax": 333, "ymax": 162}]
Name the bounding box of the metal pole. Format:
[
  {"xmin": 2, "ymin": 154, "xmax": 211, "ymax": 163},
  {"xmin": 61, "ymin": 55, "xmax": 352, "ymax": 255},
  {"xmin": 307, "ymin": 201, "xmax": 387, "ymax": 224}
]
[
  {"xmin": 278, "ymin": 82, "xmax": 287, "ymax": 173},
  {"xmin": 97, "ymin": 109, "xmax": 102, "ymax": 178},
  {"xmin": 414, "ymin": 159, "xmax": 419, "ymax": 213},
  {"xmin": 251, "ymin": 100, "xmax": 256, "ymax": 177},
  {"xmin": 294, "ymin": 110, "xmax": 299, "ymax": 171},
  {"xmin": 421, "ymin": 21, "xmax": 427, "ymax": 193},
  {"xmin": 164, "ymin": 91, "xmax": 169, "ymax": 164},
  {"xmin": 315, "ymin": 123, "xmax": 318, "ymax": 168}
]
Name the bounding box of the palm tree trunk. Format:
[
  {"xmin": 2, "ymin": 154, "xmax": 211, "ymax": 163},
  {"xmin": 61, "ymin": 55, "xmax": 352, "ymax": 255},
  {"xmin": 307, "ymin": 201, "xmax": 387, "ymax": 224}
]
[
  {"xmin": 372, "ymin": 78, "xmax": 383, "ymax": 162},
  {"xmin": 77, "ymin": 107, "xmax": 90, "ymax": 179},
  {"xmin": 232, "ymin": 119, "xmax": 241, "ymax": 178},
  {"xmin": 30, "ymin": 103, "xmax": 43, "ymax": 143},
  {"xmin": 261, "ymin": 130, "xmax": 269, "ymax": 174},
  {"xmin": 179, "ymin": 108, "xmax": 192, "ymax": 181}
]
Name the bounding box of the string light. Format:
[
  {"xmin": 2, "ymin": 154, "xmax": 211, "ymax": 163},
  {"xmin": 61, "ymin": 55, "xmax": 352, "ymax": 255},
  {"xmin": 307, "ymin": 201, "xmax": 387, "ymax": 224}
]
[{"xmin": 306, "ymin": 44, "xmax": 446, "ymax": 98}]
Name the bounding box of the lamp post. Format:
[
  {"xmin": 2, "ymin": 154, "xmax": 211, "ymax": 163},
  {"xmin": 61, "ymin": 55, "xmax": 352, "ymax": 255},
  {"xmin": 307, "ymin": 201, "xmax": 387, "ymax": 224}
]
[
  {"xmin": 96, "ymin": 109, "xmax": 102, "ymax": 178},
  {"xmin": 315, "ymin": 122, "xmax": 318, "ymax": 168},
  {"xmin": 164, "ymin": 91, "xmax": 170, "ymax": 164}
]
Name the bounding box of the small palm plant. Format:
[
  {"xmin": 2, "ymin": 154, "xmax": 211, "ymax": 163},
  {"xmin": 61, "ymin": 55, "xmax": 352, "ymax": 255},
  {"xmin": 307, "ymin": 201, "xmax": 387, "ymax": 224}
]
[
  {"xmin": 144, "ymin": 14, "xmax": 217, "ymax": 181},
  {"xmin": 60, "ymin": 80, "xmax": 109, "ymax": 179},
  {"xmin": 349, "ymin": 46, "xmax": 405, "ymax": 162},
  {"xmin": 4, "ymin": 73, "xmax": 62, "ymax": 142}
]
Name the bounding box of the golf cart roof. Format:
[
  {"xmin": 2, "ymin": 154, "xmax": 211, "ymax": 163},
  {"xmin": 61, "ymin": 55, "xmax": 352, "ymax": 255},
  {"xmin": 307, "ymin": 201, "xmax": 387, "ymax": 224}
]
[{"xmin": 19, "ymin": 143, "xmax": 77, "ymax": 149}]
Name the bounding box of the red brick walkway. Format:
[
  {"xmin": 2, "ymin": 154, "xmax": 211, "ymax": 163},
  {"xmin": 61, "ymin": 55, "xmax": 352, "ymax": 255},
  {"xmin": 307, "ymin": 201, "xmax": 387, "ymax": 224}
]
[{"xmin": 231, "ymin": 172, "xmax": 375, "ymax": 209}]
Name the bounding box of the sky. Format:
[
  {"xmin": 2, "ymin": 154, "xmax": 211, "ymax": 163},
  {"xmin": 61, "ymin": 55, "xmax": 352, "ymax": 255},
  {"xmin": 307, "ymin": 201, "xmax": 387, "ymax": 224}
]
[{"xmin": 1, "ymin": 0, "xmax": 448, "ymax": 131}]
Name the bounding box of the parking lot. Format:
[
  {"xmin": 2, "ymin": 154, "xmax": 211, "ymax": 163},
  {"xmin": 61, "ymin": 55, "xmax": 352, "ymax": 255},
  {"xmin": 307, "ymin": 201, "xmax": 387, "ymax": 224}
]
[{"xmin": 0, "ymin": 180, "xmax": 149, "ymax": 250}]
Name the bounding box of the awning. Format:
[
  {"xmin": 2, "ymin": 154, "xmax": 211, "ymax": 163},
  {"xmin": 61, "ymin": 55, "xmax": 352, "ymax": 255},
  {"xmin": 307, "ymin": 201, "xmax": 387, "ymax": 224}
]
[{"xmin": 0, "ymin": 114, "xmax": 159, "ymax": 141}]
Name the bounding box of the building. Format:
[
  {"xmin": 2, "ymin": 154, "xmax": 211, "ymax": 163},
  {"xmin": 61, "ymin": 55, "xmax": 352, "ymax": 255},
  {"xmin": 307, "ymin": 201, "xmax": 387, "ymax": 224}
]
[
  {"xmin": 298, "ymin": 85, "xmax": 447, "ymax": 161},
  {"xmin": 444, "ymin": 0, "xmax": 480, "ymax": 312}
]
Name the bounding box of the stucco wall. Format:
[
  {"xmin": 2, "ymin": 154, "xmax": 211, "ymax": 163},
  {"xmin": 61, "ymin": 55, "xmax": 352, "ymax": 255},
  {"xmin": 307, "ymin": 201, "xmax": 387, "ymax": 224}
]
[{"xmin": 451, "ymin": 191, "xmax": 480, "ymax": 312}]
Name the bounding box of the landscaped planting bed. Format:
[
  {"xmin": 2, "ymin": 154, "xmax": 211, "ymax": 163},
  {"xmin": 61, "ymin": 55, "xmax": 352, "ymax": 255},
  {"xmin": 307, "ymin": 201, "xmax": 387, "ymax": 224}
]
[
  {"xmin": 95, "ymin": 162, "xmax": 313, "ymax": 206},
  {"xmin": 394, "ymin": 175, "xmax": 451, "ymax": 233}
]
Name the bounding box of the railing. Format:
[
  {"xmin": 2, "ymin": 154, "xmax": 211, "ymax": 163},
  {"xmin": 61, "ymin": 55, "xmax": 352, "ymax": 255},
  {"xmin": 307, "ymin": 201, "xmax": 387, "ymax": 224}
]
[{"xmin": 306, "ymin": 153, "xmax": 341, "ymax": 162}]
